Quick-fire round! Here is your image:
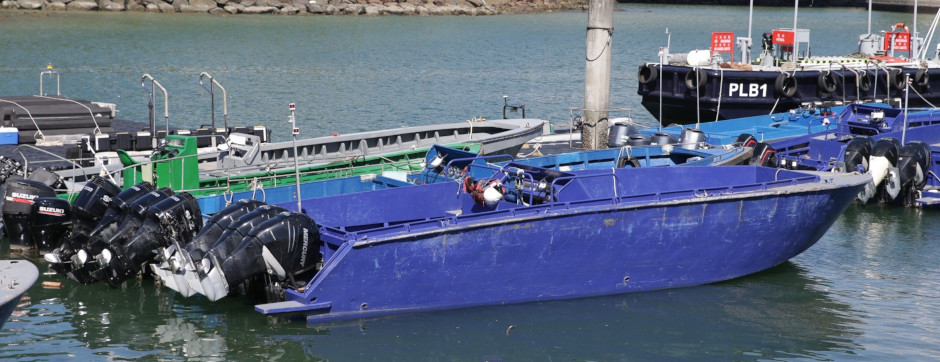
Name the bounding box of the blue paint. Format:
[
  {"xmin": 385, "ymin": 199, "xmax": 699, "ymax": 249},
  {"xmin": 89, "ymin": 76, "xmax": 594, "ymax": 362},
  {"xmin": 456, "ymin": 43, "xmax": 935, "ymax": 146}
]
[{"xmin": 257, "ymin": 165, "xmax": 869, "ymax": 323}]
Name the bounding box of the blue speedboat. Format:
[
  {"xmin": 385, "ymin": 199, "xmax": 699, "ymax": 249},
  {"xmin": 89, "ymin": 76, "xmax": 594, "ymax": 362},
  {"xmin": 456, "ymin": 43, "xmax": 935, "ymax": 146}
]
[{"xmin": 244, "ymin": 163, "xmax": 869, "ymax": 323}]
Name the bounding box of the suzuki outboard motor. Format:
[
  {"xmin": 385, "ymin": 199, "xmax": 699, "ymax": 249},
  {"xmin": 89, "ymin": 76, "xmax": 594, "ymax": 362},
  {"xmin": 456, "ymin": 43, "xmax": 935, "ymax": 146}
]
[
  {"xmin": 869, "ymin": 137, "xmax": 902, "ymax": 203},
  {"xmin": 29, "ymin": 197, "xmax": 72, "ymax": 252},
  {"xmin": 897, "ymin": 141, "xmax": 933, "ymax": 207},
  {"xmin": 2, "ymin": 179, "xmax": 56, "ymax": 249},
  {"xmin": 100, "ymin": 192, "xmax": 202, "ymax": 288},
  {"xmin": 201, "ymin": 212, "xmax": 320, "ymax": 302}
]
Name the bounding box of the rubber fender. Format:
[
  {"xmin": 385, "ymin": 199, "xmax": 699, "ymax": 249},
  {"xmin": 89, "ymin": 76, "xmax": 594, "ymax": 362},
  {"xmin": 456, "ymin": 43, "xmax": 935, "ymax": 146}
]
[{"xmin": 774, "ymin": 73, "xmax": 797, "ymax": 98}]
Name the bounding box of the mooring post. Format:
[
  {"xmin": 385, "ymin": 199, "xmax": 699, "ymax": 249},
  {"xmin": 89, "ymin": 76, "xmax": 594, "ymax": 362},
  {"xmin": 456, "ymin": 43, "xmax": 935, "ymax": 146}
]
[{"xmin": 583, "ymin": 0, "xmax": 614, "ymax": 150}]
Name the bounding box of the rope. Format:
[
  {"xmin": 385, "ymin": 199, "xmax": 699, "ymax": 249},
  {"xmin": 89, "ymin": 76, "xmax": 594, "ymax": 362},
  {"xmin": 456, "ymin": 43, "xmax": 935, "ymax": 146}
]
[
  {"xmin": 908, "ymin": 83, "xmax": 937, "ymax": 108},
  {"xmin": 586, "ymin": 26, "xmax": 614, "ymax": 62},
  {"xmin": 714, "ymin": 68, "xmax": 724, "ymax": 122}
]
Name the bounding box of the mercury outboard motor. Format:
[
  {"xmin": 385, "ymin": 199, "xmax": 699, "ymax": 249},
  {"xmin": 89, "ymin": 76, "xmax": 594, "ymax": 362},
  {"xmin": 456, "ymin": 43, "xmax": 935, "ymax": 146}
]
[
  {"xmin": 29, "ymin": 197, "xmax": 72, "ymax": 252},
  {"xmin": 100, "ymin": 192, "xmax": 202, "ymax": 288},
  {"xmin": 897, "ymin": 141, "xmax": 933, "ymax": 207},
  {"xmin": 2, "ymin": 179, "xmax": 56, "ymax": 249},
  {"xmin": 153, "ymin": 198, "xmax": 267, "ymax": 297},
  {"xmin": 175, "ymin": 205, "xmax": 289, "ymax": 297},
  {"xmin": 869, "ymin": 137, "xmax": 902, "ymax": 203},
  {"xmin": 201, "ymin": 212, "xmax": 320, "ymax": 302}
]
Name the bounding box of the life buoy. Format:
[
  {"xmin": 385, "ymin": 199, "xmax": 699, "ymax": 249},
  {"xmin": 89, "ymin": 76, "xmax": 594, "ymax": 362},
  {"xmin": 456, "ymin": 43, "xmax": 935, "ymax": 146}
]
[
  {"xmin": 915, "ymin": 68, "xmax": 930, "ymax": 87},
  {"xmin": 685, "ymin": 68, "xmax": 707, "ymax": 90},
  {"xmin": 638, "ymin": 64, "xmax": 658, "ymax": 85},
  {"xmin": 894, "ymin": 22, "xmax": 910, "ymax": 33},
  {"xmin": 886, "ymin": 68, "xmax": 905, "ymax": 89},
  {"xmin": 774, "ymin": 73, "xmax": 797, "ymax": 98},
  {"xmin": 858, "ymin": 73, "xmax": 872, "ymax": 92},
  {"xmin": 817, "ymin": 71, "xmax": 837, "ymax": 93}
]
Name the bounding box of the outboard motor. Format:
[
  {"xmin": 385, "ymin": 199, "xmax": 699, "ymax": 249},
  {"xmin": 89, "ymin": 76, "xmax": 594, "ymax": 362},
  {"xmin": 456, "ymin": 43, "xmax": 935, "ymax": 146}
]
[
  {"xmin": 176, "ymin": 205, "xmax": 290, "ymax": 297},
  {"xmin": 100, "ymin": 192, "xmax": 202, "ymax": 288},
  {"xmin": 626, "ymin": 134, "xmax": 652, "ymax": 146},
  {"xmin": 750, "ymin": 143, "xmax": 778, "ymax": 168},
  {"xmin": 26, "ymin": 168, "xmax": 65, "ymax": 191},
  {"xmin": 56, "ymin": 182, "xmax": 156, "ymax": 284},
  {"xmin": 869, "ymin": 137, "xmax": 902, "ymax": 203},
  {"xmin": 897, "ymin": 141, "xmax": 933, "ymax": 207},
  {"xmin": 29, "ymin": 197, "xmax": 72, "ymax": 252},
  {"xmin": 650, "ymin": 132, "xmax": 678, "ymax": 146},
  {"xmin": 153, "ymin": 198, "xmax": 267, "ymax": 297},
  {"xmin": 201, "ymin": 212, "xmax": 320, "ymax": 302},
  {"xmin": 44, "ymin": 176, "xmax": 122, "ymax": 269},
  {"xmin": 843, "ymin": 137, "xmax": 875, "ymax": 173},
  {"xmin": 679, "ymin": 127, "xmax": 706, "ymax": 150},
  {"xmin": 2, "ymin": 179, "xmax": 56, "ymax": 249},
  {"xmin": 86, "ymin": 187, "xmax": 175, "ymax": 286},
  {"xmin": 84, "ymin": 187, "xmax": 174, "ymax": 284},
  {"xmin": 735, "ymin": 133, "xmax": 757, "ymax": 148},
  {"xmin": 0, "ymin": 155, "xmax": 24, "ymax": 184},
  {"xmin": 607, "ymin": 121, "xmax": 637, "ymax": 148}
]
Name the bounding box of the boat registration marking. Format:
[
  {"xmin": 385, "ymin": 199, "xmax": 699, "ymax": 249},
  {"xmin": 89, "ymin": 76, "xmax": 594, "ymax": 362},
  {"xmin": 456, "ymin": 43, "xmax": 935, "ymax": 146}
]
[{"xmin": 728, "ymin": 83, "xmax": 768, "ymax": 98}]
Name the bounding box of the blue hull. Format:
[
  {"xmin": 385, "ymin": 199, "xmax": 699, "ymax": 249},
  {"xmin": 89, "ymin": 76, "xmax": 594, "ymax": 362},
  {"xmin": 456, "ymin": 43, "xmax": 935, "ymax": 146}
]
[{"xmin": 258, "ymin": 166, "xmax": 869, "ymax": 323}]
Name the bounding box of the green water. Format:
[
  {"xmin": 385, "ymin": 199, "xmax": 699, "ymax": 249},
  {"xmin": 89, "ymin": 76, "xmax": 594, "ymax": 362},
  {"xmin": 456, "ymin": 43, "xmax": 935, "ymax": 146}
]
[{"xmin": 2, "ymin": 5, "xmax": 940, "ymax": 360}]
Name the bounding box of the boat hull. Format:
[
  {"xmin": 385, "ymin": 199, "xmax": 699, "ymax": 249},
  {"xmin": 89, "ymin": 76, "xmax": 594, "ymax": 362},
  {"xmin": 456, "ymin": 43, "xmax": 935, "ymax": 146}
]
[
  {"xmin": 0, "ymin": 260, "xmax": 39, "ymax": 329},
  {"xmin": 259, "ymin": 168, "xmax": 868, "ymax": 323},
  {"xmin": 638, "ymin": 64, "xmax": 940, "ymax": 124}
]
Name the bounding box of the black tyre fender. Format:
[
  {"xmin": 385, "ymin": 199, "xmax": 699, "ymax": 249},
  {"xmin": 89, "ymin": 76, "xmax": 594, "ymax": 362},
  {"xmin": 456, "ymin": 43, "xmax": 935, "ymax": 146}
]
[
  {"xmin": 858, "ymin": 72, "xmax": 872, "ymax": 92},
  {"xmin": 817, "ymin": 71, "xmax": 837, "ymax": 93},
  {"xmin": 774, "ymin": 73, "xmax": 797, "ymax": 98},
  {"xmin": 638, "ymin": 64, "xmax": 659, "ymax": 85},
  {"xmin": 915, "ymin": 68, "xmax": 929, "ymax": 87},
  {"xmin": 685, "ymin": 68, "xmax": 707, "ymax": 90}
]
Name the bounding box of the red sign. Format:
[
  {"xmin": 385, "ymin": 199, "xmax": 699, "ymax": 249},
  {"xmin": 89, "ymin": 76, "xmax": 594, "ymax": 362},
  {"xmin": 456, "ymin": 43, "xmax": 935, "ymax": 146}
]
[
  {"xmin": 884, "ymin": 32, "xmax": 911, "ymax": 52},
  {"xmin": 711, "ymin": 32, "xmax": 734, "ymax": 63},
  {"xmin": 772, "ymin": 30, "xmax": 794, "ymax": 45}
]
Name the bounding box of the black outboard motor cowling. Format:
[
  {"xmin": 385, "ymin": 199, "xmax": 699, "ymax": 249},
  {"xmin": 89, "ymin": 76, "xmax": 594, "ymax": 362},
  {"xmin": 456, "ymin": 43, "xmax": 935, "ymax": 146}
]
[
  {"xmin": 87, "ymin": 182, "xmax": 157, "ymax": 241},
  {"xmin": 898, "ymin": 141, "xmax": 932, "ymax": 190},
  {"xmin": 70, "ymin": 176, "xmax": 122, "ymax": 237},
  {"xmin": 843, "ymin": 137, "xmax": 874, "ymax": 173},
  {"xmin": 103, "ymin": 192, "xmax": 202, "ymax": 287},
  {"xmin": 85, "ymin": 187, "xmax": 174, "ymax": 285},
  {"xmin": 201, "ymin": 212, "xmax": 320, "ymax": 302},
  {"xmin": 30, "ymin": 197, "xmax": 72, "ymax": 252},
  {"xmin": 2, "ymin": 179, "xmax": 56, "ymax": 248},
  {"xmin": 26, "ymin": 168, "xmax": 65, "ymax": 190},
  {"xmin": 193, "ymin": 204, "xmax": 289, "ymax": 263},
  {"xmin": 174, "ymin": 199, "xmax": 267, "ymax": 270}
]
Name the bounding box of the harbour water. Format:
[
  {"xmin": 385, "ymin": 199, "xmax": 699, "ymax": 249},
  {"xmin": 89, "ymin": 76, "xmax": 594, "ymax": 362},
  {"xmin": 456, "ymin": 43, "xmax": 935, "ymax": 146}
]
[{"xmin": 1, "ymin": 4, "xmax": 939, "ymax": 360}]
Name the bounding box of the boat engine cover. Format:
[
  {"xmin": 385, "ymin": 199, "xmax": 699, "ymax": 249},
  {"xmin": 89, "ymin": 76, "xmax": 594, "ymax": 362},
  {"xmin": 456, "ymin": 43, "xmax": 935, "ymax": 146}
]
[
  {"xmin": 2, "ymin": 179, "xmax": 56, "ymax": 247},
  {"xmin": 30, "ymin": 197, "xmax": 72, "ymax": 252}
]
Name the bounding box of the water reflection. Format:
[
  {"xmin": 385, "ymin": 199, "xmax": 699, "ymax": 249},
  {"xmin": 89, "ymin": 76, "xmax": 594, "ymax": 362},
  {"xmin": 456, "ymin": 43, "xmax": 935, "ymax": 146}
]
[{"xmin": 282, "ymin": 262, "xmax": 860, "ymax": 360}]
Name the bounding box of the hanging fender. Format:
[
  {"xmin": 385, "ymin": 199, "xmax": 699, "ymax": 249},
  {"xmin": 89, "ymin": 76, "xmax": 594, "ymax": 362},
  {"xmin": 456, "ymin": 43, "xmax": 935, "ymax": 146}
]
[{"xmin": 774, "ymin": 73, "xmax": 797, "ymax": 98}]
